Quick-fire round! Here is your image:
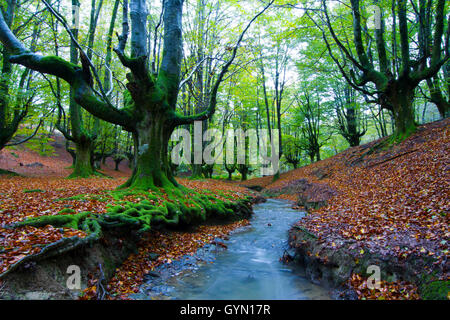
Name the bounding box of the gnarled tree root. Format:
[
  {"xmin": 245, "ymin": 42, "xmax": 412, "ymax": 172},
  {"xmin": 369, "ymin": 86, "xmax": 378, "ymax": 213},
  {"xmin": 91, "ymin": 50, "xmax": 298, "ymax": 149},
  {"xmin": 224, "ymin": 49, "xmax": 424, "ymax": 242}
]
[{"xmin": 0, "ymin": 189, "xmax": 253, "ymax": 279}]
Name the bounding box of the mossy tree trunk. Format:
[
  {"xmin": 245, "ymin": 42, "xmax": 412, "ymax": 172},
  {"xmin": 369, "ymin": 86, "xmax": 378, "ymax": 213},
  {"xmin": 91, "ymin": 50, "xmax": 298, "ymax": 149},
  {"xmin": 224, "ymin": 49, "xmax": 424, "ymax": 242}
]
[
  {"xmin": 334, "ymin": 84, "xmax": 366, "ymax": 147},
  {"xmin": 320, "ymin": 0, "xmax": 449, "ymax": 140},
  {"xmin": 238, "ymin": 164, "xmax": 248, "ymax": 181},
  {"xmin": 121, "ymin": 112, "xmax": 179, "ymax": 190},
  {"xmin": 53, "ymin": 0, "xmax": 98, "ymax": 178},
  {"xmin": 385, "ymin": 81, "xmax": 416, "ymax": 140},
  {"xmin": 69, "ymin": 136, "xmax": 95, "ymax": 178},
  {"xmin": 426, "ymin": 65, "xmax": 450, "ymax": 119},
  {"xmin": 191, "ymin": 164, "xmax": 204, "ymax": 179}
]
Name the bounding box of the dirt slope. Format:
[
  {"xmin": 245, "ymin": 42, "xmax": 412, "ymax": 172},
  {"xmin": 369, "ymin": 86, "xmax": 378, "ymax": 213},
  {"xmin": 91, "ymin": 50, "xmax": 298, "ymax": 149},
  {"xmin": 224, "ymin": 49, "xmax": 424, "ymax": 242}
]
[{"xmin": 246, "ymin": 118, "xmax": 449, "ymax": 299}]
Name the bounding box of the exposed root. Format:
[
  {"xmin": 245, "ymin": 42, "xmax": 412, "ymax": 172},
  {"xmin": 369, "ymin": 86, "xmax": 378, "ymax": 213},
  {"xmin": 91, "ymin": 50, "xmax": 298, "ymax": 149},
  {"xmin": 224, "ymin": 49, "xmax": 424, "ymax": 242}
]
[{"xmin": 1, "ymin": 187, "xmax": 253, "ymax": 278}]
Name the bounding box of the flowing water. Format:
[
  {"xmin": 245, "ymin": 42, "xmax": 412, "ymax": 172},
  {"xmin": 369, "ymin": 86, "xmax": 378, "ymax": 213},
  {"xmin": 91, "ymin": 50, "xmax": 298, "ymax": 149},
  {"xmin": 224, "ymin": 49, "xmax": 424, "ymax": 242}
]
[{"xmin": 135, "ymin": 199, "xmax": 331, "ymax": 300}]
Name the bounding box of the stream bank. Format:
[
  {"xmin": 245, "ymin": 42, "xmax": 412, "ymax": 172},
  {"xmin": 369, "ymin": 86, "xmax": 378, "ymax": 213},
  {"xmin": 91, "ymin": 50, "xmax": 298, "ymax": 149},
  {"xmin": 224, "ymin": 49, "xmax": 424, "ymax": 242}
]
[
  {"xmin": 131, "ymin": 199, "xmax": 331, "ymax": 300},
  {"xmin": 288, "ymin": 223, "xmax": 448, "ymax": 299}
]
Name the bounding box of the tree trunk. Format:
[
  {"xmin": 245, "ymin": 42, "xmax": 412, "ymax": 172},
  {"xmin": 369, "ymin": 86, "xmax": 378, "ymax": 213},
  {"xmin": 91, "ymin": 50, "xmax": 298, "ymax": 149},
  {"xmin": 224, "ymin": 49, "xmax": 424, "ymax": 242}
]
[
  {"xmin": 238, "ymin": 164, "xmax": 248, "ymax": 181},
  {"xmin": 191, "ymin": 164, "xmax": 203, "ymax": 179},
  {"xmin": 114, "ymin": 159, "xmax": 122, "ymax": 171},
  {"xmin": 66, "ymin": 0, "xmax": 97, "ymax": 178},
  {"xmin": 426, "ymin": 79, "xmax": 450, "ymax": 118},
  {"xmin": 388, "ymin": 85, "xmax": 416, "ymax": 139},
  {"xmin": 121, "ymin": 115, "xmax": 178, "ymax": 190},
  {"xmin": 346, "ymin": 107, "xmax": 361, "ymax": 147},
  {"xmin": 434, "ymin": 99, "xmax": 450, "ymax": 119},
  {"xmin": 69, "ymin": 138, "xmax": 95, "ymax": 178}
]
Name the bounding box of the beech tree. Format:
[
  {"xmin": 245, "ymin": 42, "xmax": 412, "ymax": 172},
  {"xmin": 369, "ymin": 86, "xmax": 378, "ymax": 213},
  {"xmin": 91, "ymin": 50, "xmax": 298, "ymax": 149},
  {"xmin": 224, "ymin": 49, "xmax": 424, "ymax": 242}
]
[
  {"xmin": 308, "ymin": 0, "xmax": 449, "ymax": 140},
  {"xmin": 295, "ymin": 90, "xmax": 329, "ymax": 163},
  {"xmin": 52, "ymin": 0, "xmax": 106, "ymax": 178},
  {"xmin": 333, "ymin": 83, "xmax": 367, "ymax": 147},
  {"xmin": 0, "ymin": 0, "xmax": 272, "ymax": 190},
  {"xmin": 0, "ymin": 0, "xmax": 41, "ymax": 152}
]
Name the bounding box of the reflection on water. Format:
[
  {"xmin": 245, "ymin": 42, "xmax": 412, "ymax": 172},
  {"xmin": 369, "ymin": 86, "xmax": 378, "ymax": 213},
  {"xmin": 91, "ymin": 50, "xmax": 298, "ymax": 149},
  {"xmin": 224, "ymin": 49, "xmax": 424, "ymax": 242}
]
[{"xmin": 137, "ymin": 199, "xmax": 331, "ymax": 300}]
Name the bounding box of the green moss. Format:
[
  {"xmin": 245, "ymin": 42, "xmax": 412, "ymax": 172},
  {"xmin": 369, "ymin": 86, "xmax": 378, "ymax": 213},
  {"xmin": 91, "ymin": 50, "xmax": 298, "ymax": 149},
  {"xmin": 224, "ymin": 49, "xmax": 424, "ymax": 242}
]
[
  {"xmin": 40, "ymin": 55, "xmax": 78, "ymax": 71},
  {"xmin": 58, "ymin": 208, "xmax": 76, "ymax": 214},
  {"xmin": 0, "ymin": 168, "xmax": 20, "ymax": 176},
  {"xmin": 67, "ymin": 168, "xmax": 98, "ymax": 179},
  {"xmin": 420, "ymin": 280, "xmax": 449, "ymax": 300},
  {"xmin": 390, "ymin": 124, "xmax": 417, "ymax": 144},
  {"xmin": 11, "ymin": 184, "xmax": 252, "ymax": 245},
  {"xmin": 55, "ymin": 194, "xmax": 88, "ymax": 202},
  {"xmin": 13, "ymin": 211, "xmax": 91, "ymax": 229},
  {"xmin": 23, "ymin": 189, "xmax": 45, "ymax": 193},
  {"xmin": 55, "ymin": 194, "xmax": 110, "ymax": 203},
  {"xmin": 109, "ymin": 189, "xmax": 149, "ymax": 201}
]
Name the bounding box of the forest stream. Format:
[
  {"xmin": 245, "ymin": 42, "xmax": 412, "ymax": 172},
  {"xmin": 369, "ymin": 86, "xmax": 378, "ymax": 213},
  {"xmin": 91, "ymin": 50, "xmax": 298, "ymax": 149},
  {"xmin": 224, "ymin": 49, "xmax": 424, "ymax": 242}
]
[{"xmin": 131, "ymin": 199, "xmax": 331, "ymax": 300}]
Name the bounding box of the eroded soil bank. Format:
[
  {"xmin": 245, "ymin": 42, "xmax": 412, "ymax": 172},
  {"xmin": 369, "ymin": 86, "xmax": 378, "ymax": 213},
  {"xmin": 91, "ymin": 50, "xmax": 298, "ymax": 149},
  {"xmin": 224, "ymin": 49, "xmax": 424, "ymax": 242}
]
[
  {"xmin": 288, "ymin": 226, "xmax": 447, "ymax": 299},
  {"xmin": 131, "ymin": 199, "xmax": 331, "ymax": 300},
  {"xmin": 247, "ymin": 119, "xmax": 449, "ymax": 300}
]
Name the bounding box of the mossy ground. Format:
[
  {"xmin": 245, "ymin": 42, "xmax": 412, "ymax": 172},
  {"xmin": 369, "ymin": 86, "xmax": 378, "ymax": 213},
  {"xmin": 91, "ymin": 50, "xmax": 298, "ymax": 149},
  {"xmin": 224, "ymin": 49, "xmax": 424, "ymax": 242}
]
[
  {"xmin": 8, "ymin": 184, "xmax": 252, "ymax": 246},
  {"xmin": 420, "ymin": 280, "xmax": 450, "ymax": 300},
  {"xmin": 0, "ymin": 168, "xmax": 20, "ymax": 176},
  {"xmin": 23, "ymin": 188, "xmax": 45, "ymax": 193}
]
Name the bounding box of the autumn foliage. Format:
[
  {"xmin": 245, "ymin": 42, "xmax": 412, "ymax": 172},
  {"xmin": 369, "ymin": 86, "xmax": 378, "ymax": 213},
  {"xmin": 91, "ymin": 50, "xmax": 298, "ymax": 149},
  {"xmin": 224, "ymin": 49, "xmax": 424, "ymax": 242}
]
[
  {"xmin": 1, "ymin": 120, "xmax": 448, "ymax": 300},
  {"xmin": 249, "ymin": 119, "xmax": 449, "ymax": 299},
  {"xmin": 0, "ymin": 135, "xmax": 255, "ymax": 300}
]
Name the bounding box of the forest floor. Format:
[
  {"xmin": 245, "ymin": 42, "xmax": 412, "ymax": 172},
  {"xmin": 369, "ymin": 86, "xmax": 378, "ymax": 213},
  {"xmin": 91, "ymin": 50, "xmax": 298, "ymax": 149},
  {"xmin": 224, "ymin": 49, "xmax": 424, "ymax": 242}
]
[
  {"xmin": 0, "ymin": 119, "xmax": 449, "ymax": 300},
  {"xmin": 245, "ymin": 118, "xmax": 449, "ymax": 300},
  {"xmin": 0, "ymin": 136, "xmax": 254, "ymax": 299}
]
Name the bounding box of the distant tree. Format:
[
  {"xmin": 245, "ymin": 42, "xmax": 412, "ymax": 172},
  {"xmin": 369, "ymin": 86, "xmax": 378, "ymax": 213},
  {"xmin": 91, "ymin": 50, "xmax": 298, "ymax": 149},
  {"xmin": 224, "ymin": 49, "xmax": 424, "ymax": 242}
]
[
  {"xmin": 283, "ymin": 134, "xmax": 302, "ymax": 169},
  {"xmin": 308, "ymin": 0, "xmax": 449, "ymax": 140},
  {"xmin": 294, "ymin": 90, "xmax": 330, "ymax": 163},
  {"xmin": 333, "ymin": 84, "xmax": 367, "ymax": 147},
  {"xmin": 0, "ymin": 0, "xmax": 41, "ymax": 152}
]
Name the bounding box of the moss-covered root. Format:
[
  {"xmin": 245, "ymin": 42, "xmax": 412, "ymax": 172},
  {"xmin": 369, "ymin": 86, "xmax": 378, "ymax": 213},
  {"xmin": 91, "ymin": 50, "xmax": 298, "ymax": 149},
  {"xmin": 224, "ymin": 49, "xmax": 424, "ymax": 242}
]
[
  {"xmin": 10, "ymin": 188, "xmax": 252, "ymax": 238},
  {"xmin": 10, "ymin": 211, "xmax": 103, "ymax": 242},
  {"xmin": 1, "ymin": 212, "xmax": 102, "ymax": 279},
  {"xmin": 420, "ymin": 280, "xmax": 450, "ymax": 300},
  {"xmin": 2, "ymin": 189, "xmax": 253, "ymax": 279},
  {"xmin": 102, "ymin": 190, "xmax": 251, "ymax": 234},
  {"xmin": 0, "ymin": 168, "xmax": 21, "ymax": 176}
]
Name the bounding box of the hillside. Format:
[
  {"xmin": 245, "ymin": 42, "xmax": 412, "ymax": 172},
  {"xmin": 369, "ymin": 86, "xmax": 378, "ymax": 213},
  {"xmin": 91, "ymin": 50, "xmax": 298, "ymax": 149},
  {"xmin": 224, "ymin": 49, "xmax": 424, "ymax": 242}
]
[
  {"xmin": 246, "ymin": 118, "xmax": 449, "ymax": 299},
  {"xmin": 0, "ymin": 134, "xmax": 131, "ymax": 178},
  {"xmin": 0, "ymin": 120, "xmax": 448, "ymax": 300}
]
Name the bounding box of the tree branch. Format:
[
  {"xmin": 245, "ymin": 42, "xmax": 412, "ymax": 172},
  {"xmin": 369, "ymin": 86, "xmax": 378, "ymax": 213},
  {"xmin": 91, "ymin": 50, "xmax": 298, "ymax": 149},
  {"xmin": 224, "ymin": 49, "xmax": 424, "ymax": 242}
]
[
  {"xmin": 0, "ymin": 9, "xmax": 135, "ymax": 131},
  {"xmin": 174, "ymin": 0, "xmax": 274, "ymax": 125}
]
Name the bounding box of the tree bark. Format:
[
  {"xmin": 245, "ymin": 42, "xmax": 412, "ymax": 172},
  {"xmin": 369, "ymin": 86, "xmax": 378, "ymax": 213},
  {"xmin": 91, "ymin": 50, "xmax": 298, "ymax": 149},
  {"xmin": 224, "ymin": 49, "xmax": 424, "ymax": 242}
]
[
  {"xmin": 68, "ymin": 0, "xmax": 97, "ymax": 178},
  {"xmin": 385, "ymin": 81, "xmax": 416, "ymax": 139}
]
